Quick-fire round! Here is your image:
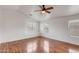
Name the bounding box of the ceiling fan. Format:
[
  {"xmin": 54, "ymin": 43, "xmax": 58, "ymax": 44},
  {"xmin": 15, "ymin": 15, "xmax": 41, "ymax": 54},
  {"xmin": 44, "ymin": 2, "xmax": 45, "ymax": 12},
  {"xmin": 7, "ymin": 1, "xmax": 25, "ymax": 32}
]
[{"xmin": 35, "ymin": 5, "xmax": 54, "ymax": 14}]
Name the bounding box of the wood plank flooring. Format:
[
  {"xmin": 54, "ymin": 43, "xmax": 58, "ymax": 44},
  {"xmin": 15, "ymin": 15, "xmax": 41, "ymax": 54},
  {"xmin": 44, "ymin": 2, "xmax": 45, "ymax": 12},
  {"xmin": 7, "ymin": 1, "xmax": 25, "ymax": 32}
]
[{"xmin": 0, "ymin": 36, "xmax": 79, "ymax": 53}]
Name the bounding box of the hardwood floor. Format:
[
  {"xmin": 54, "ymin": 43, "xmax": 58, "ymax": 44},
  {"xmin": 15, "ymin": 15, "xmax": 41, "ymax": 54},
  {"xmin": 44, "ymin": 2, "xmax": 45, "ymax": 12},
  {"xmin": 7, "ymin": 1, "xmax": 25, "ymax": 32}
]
[{"xmin": 0, "ymin": 36, "xmax": 79, "ymax": 53}]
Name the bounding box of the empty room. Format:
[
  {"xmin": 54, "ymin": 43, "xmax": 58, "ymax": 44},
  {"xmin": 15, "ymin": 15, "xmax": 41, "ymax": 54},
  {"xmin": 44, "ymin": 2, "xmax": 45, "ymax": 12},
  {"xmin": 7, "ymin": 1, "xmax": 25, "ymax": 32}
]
[{"xmin": 0, "ymin": 5, "xmax": 79, "ymax": 53}]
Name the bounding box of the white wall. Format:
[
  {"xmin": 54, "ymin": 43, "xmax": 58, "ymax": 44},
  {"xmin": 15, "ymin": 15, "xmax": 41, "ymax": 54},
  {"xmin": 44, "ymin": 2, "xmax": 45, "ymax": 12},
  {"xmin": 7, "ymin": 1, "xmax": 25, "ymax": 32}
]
[
  {"xmin": 42, "ymin": 14, "xmax": 79, "ymax": 45},
  {"xmin": 0, "ymin": 9, "xmax": 38, "ymax": 43}
]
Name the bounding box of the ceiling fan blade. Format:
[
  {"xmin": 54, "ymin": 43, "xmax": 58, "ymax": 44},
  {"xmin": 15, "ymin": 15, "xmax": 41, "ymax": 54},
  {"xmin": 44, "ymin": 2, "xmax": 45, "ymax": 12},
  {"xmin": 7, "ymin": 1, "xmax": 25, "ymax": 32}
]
[
  {"xmin": 34, "ymin": 10, "xmax": 42, "ymax": 12},
  {"xmin": 45, "ymin": 10, "xmax": 51, "ymax": 13},
  {"xmin": 46, "ymin": 7, "xmax": 54, "ymax": 10}
]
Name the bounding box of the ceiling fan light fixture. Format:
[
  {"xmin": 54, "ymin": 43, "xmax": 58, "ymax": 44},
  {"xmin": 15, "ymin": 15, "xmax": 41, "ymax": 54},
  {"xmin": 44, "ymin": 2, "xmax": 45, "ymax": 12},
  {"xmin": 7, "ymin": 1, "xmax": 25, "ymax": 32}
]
[{"xmin": 41, "ymin": 11, "xmax": 46, "ymax": 14}]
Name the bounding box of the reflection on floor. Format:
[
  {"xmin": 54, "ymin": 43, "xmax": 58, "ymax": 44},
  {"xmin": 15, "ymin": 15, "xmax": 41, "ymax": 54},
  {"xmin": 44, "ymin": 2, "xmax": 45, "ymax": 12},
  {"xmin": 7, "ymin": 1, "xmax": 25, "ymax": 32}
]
[{"xmin": 0, "ymin": 36, "xmax": 79, "ymax": 53}]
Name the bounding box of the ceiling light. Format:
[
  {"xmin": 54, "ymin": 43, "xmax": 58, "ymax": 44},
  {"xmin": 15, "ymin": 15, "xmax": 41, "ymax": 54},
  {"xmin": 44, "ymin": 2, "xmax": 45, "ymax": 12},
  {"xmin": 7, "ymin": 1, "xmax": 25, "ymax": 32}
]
[{"xmin": 41, "ymin": 11, "xmax": 46, "ymax": 14}]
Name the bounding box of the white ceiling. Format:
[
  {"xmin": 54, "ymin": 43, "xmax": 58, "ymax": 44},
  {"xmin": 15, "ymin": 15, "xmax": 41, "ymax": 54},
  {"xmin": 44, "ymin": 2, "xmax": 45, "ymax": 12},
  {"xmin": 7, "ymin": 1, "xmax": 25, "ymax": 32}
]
[{"xmin": 0, "ymin": 5, "xmax": 79, "ymax": 20}]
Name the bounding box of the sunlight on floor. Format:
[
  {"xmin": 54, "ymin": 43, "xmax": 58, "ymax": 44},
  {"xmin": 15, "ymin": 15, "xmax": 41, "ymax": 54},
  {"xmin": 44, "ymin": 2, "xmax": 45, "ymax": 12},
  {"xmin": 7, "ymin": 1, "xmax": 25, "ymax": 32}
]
[
  {"xmin": 43, "ymin": 40, "xmax": 49, "ymax": 53},
  {"xmin": 27, "ymin": 41, "xmax": 37, "ymax": 53},
  {"xmin": 69, "ymin": 48, "xmax": 79, "ymax": 53}
]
